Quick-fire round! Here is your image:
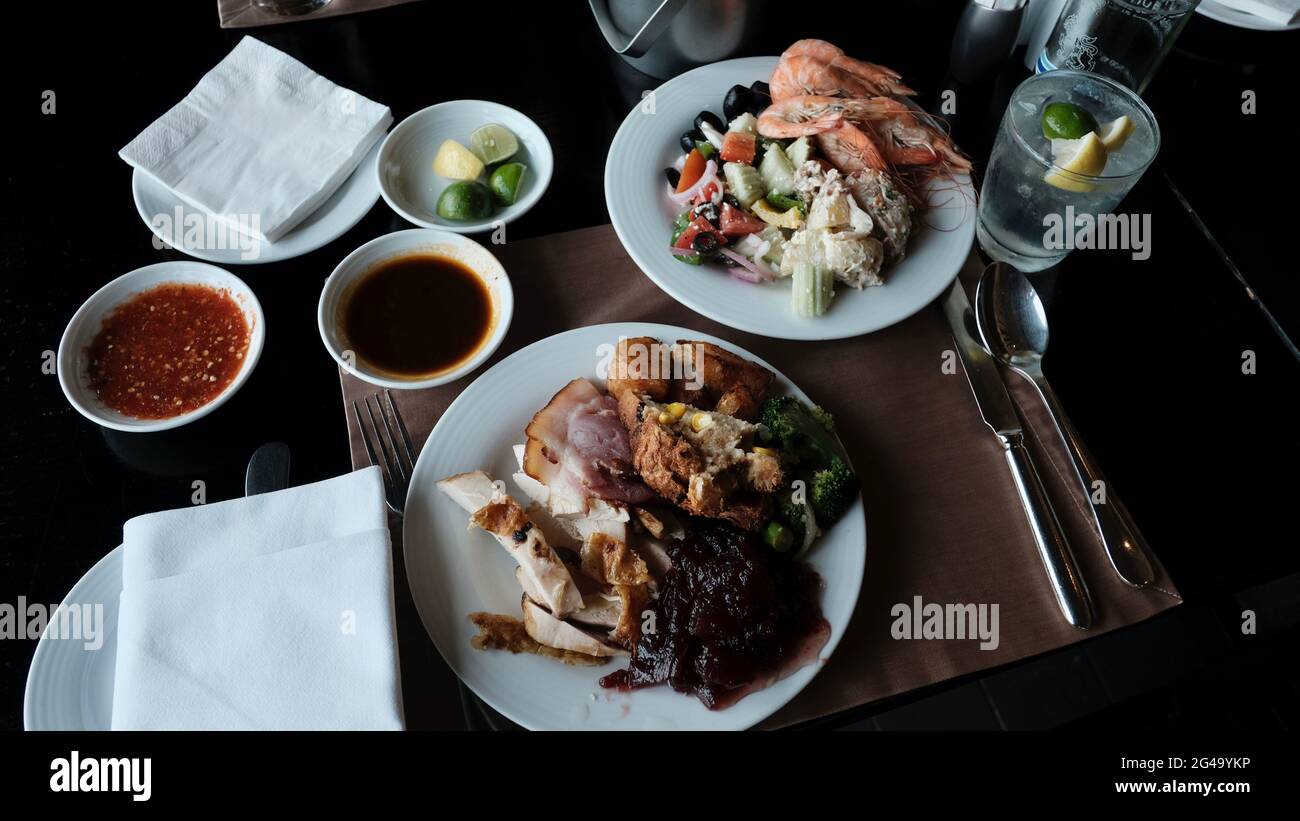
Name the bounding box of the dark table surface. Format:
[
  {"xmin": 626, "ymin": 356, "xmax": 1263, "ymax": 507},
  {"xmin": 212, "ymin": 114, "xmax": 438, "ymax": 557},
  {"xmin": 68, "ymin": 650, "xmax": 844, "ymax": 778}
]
[{"xmin": 2, "ymin": 1, "xmax": 1297, "ymax": 732}]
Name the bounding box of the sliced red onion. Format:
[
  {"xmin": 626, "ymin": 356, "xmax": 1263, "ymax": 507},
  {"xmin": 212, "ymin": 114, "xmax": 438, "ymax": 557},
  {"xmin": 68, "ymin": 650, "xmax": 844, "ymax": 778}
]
[
  {"xmin": 719, "ymin": 246, "xmax": 771, "ymax": 282},
  {"xmin": 668, "ymin": 245, "xmax": 698, "ymax": 257},
  {"xmin": 667, "ymin": 159, "xmax": 717, "ymax": 206}
]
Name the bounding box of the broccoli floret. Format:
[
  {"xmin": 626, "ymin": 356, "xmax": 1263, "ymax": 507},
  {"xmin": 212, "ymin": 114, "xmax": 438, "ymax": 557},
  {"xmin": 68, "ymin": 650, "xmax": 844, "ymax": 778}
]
[
  {"xmin": 759, "ymin": 395, "xmax": 843, "ymax": 469},
  {"xmin": 810, "ymin": 404, "xmax": 835, "ymax": 432},
  {"xmin": 776, "ymin": 486, "xmax": 815, "ymax": 547},
  {"xmin": 811, "ymin": 458, "xmax": 857, "ymax": 524}
]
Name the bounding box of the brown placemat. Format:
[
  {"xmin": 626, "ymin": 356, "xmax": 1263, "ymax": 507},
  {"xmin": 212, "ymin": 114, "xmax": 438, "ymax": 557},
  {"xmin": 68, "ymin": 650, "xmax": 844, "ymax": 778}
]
[
  {"xmin": 338, "ymin": 223, "xmax": 1181, "ymax": 729},
  {"xmin": 218, "ymin": 0, "xmax": 422, "ymax": 28}
]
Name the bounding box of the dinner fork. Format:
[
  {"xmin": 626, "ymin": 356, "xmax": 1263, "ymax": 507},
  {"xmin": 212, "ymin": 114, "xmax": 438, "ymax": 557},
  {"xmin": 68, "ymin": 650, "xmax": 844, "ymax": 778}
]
[{"xmin": 352, "ymin": 389, "xmax": 417, "ymax": 515}]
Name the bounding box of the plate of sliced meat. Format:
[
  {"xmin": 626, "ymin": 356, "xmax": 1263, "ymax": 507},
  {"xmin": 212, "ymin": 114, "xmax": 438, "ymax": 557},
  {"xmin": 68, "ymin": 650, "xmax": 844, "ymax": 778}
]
[{"xmin": 402, "ymin": 323, "xmax": 866, "ymax": 730}]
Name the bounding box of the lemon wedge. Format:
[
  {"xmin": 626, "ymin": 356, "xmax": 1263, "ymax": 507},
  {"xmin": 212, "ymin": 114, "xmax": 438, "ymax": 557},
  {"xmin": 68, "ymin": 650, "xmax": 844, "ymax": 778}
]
[
  {"xmin": 1044, "ymin": 132, "xmax": 1107, "ymax": 193},
  {"xmin": 752, "ymin": 198, "xmax": 804, "ymax": 229},
  {"xmin": 1098, "ymin": 115, "xmax": 1135, "ymax": 152},
  {"xmin": 433, "ymin": 139, "xmax": 484, "ymax": 181}
]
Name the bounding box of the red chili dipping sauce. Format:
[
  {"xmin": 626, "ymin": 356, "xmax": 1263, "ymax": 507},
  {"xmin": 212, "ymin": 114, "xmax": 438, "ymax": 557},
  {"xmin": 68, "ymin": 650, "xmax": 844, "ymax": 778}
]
[{"xmin": 86, "ymin": 283, "xmax": 251, "ymax": 419}]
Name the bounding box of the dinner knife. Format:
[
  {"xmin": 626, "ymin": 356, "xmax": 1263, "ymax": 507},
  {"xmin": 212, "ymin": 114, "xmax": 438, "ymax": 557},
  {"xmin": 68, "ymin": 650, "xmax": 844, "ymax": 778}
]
[
  {"xmin": 942, "ymin": 280, "xmax": 1094, "ymax": 629},
  {"xmin": 245, "ymin": 442, "xmax": 291, "ymax": 497}
]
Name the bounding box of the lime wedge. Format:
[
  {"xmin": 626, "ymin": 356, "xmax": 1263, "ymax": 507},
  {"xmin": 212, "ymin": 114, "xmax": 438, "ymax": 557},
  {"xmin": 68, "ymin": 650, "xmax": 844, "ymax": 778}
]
[
  {"xmin": 433, "ymin": 139, "xmax": 484, "ymax": 181},
  {"xmin": 488, "ymin": 162, "xmax": 527, "ymax": 206},
  {"xmin": 469, "ymin": 124, "xmax": 519, "ymax": 165},
  {"xmin": 1098, "ymin": 116, "xmax": 1135, "ymax": 152},
  {"xmin": 1044, "ymin": 132, "xmax": 1108, "ymax": 193},
  {"xmin": 436, "ymin": 181, "xmax": 494, "ymax": 221},
  {"xmin": 1041, "ymin": 101, "xmax": 1100, "ymax": 141}
]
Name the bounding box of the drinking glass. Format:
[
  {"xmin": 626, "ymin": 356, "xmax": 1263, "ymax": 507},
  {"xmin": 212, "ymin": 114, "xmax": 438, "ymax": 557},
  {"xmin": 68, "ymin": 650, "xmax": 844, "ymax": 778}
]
[
  {"xmin": 1037, "ymin": 0, "xmax": 1199, "ymax": 92},
  {"xmin": 976, "ymin": 70, "xmax": 1160, "ymax": 272},
  {"xmin": 254, "ymin": 0, "xmax": 333, "ymax": 15}
]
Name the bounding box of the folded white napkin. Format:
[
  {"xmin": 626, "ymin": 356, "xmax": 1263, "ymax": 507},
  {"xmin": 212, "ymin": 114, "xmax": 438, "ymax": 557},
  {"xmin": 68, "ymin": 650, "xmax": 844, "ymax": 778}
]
[
  {"xmin": 1217, "ymin": 0, "xmax": 1300, "ymax": 24},
  {"xmin": 111, "ymin": 467, "xmax": 404, "ymax": 730},
  {"xmin": 119, "ymin": 36, "xmax": 392, "ymax": 244}
]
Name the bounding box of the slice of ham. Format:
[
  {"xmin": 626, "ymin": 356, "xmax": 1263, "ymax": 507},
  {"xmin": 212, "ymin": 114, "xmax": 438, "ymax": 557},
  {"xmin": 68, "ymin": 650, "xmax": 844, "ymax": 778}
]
[
  {"xmin": 512, "ymin": 443, "xmax": 629, "ymax": 546},
  {"xmin": 524, "ymin": 378, "xmax": 654, "ymax": 511}
]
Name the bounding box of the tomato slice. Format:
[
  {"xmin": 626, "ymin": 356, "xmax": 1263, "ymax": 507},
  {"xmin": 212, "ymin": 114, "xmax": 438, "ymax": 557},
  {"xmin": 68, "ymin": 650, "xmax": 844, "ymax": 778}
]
[
  {"xmin": 719, "ymin": 203, "xmax": 768, "ymax": 237},
  {"xmin": 720, "ymin": 132, "xmax": 757, "ymax": 164},
  {"xmin": 693, "ymin": 180, "xmax": 721, "ymax": 206},
  {"xmin": 676, "ymin": 148, "xmax": 706, "ymax": 193},
  {"xmin": 675, "ymin": 214, "xmax": 726, "ymax": 250}
]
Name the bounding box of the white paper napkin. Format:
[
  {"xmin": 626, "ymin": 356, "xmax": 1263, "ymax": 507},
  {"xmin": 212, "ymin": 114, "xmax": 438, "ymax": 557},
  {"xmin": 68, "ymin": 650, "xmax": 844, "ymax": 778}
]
[
  {"xmin": 111, "ymin": 467, "xmax": 404, "ymax": 730},
  {"xmin": 119, "ymin": 36, "xmax": 392, "ymax": 244},
  {"xmin": 1216, "ymin": 0, "xmax": 1300, "ymax": 24}
]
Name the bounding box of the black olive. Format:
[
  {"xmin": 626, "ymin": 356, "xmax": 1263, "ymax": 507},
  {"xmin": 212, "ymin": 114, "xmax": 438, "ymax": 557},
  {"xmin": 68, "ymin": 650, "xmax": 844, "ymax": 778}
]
[
  {"xmin": 664, "ymin": 167, "xmax": 681, "ymax": 188},
  {"xmin": 694, "ymin": 110, "xmax": 724, "ymax": 135},
  {"xmin": 747, "ymin": 91, "xmax": 772, "ymax": 115},
  {"xmin": 750, "ymin": 80, "xmax": 771, "ymax": 98},
  {"xmin": 693, "ymin": 202, "xmax": 719, "ymax": 223},
  {"xmin": 680, "ymin": 129, "xmax": 704, "ymax": 153},
  {"xmin": 692, "ymin": 231, "xmax": 720, "ymax": 256},
  {"xmin": 723, "ymin": 84, "xmax": 752, "ymax": 121}
]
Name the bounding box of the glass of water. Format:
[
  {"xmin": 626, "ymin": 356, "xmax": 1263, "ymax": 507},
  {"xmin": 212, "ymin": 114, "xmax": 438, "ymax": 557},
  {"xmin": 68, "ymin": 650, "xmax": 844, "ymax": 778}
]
[
  {"xmin": 976, "ymin": 70, "xmax": 1160, "ymax": 273},
  {"xmin": 1038, "ymin": 0, "xmax": 1199, "ymax": 92}
]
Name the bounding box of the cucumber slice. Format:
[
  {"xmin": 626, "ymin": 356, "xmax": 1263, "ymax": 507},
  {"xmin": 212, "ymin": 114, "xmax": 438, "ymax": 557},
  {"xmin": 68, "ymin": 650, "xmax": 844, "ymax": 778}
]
[
  {"xmin": 759, "ymin": 143, "xmax": 797, "ymax": 196},
  {"xmin": 727, "ymin": 111, "xmax": 758, "ymax": 135},
  {"xmin": 786, "ymin": 136, "xmax": 813, "ymax": 167},
  {"xmin": 792, "ymin": 261, "xmax": 834, "ymax": 317},
  {"xmin": 723, "ymin": 162, "xmax": 765, "ymax": 209}
]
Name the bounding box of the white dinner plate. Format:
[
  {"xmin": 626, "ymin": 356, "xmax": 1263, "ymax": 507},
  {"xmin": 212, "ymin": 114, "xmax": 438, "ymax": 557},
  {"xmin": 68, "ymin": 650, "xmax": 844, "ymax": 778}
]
[
  {"xmin": 605, "ymin": 57, "xmax": 975, "ymax": 341},
  {"xmin": 1196, "ymin": 1, "xmax": 1300, "ymax": 31},
  {"xmin": 24, "ymin": 546, "xmax": 122, "ymax": 730},
  {"xmin": 401, "ymin": 323, "xmax": 867, "ymax": 730},
  {"xmin": 130, "ymin": 137, "xmax": 383, "ymax": 265}
]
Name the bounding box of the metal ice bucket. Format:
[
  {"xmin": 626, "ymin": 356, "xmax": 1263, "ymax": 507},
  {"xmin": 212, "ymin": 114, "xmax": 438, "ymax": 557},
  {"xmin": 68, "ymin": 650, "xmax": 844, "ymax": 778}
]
[{"xmin": 589, "ymin": 0, "xmax": 764, "ymax": 79}]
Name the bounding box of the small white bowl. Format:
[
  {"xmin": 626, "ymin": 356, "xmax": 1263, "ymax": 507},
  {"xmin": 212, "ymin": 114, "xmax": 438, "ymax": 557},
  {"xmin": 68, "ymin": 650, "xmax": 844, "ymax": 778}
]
[
  {"xmin": 318, "ymin": 229, "xmax": 514, "ymax": 390},
  {"xmin": 376, "ymin": 100, "xmax": 553, "ymax": 234},
  {"xmin": 58, "ymin": 262, "xmax": 265, "ymax": 433}
]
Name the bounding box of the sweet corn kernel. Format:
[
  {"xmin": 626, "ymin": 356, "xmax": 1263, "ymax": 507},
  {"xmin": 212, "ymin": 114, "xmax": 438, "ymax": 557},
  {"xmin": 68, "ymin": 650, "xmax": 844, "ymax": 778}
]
[
  {"xmin": 657, "ymin": 412, "xmax": 673, "ymax": 424},
  {"xmin": 665, "ymin": 402, "xmax": 687, "ymax": 419},
  {"xmin": 752, "ymin": 446, "xmax": 776, "ymax": 457},
  {"xmin": 690, "ymin": 412, "xmax": 712, "ymax": 432}
]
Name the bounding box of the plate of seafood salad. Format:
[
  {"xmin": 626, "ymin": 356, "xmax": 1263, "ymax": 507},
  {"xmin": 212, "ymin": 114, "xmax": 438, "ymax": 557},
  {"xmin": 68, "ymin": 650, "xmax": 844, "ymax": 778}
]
[
  {"xmin": 402, "ymin": 323, "xmax": 865, "ymax": 730},
  {"xmin": 606, "ymin": 43, "xmax": 976, "ymax": 341}
]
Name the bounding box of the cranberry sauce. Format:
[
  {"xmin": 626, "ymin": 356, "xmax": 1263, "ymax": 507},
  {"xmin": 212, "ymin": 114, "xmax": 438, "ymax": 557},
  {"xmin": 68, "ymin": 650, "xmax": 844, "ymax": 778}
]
[{"xmin": 600, "ymin": 520, "xmax": 829, "ymax": 709}]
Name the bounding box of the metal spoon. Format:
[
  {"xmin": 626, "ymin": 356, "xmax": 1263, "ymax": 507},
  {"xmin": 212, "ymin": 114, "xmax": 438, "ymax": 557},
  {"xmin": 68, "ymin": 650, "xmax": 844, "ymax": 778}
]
[{"xmin": 975, "ymin": 263, "xmax": 1157, "ymax": 588}]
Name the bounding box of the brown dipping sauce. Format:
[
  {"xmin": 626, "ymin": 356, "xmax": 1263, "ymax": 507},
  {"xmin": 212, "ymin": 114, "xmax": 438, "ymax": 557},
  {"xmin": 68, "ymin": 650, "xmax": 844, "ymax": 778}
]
[
  {"xmin": 343, "ymin": 254, "xmax": 493, "ymax": 378},
  {"xmin": 86, "ymin": 283, "xmax": 251, "ymax": 419}
]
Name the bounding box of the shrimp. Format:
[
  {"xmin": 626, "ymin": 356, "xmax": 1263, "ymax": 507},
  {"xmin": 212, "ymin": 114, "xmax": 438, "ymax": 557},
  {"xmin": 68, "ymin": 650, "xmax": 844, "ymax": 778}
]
[
  {"xmin": 770, "ymin": 55, "xmax": 880, "ymax": 101},
  {"xmin": 756, "ymin": 95, "xmax": 852, "ymax": 138},
  {"xmin": 775, "ymin": 39, "xmax": 916, "ymax": 99},
  {"xmin": 843, "ymin": 97, "xmax": 971, "ymax": 173},
  {"xmin": 814, "ymin": 122, "xmax": 889, "ymax": 173}
]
